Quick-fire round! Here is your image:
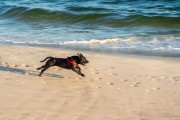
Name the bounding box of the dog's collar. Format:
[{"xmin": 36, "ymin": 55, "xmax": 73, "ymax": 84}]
[{"xmin": 66, "ymin": 57, "xmax": 78, "ymax": 68}]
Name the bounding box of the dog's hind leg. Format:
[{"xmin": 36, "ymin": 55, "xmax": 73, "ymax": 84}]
[
  {"xmin": 39, "ymin": 66, "xmax": 49, "ymax": 77},
  {"xmin": 37, "ymin": 65, "xmax": 45, "ymax": 70},
  {"xmin": 38, "ymin": 59, "xmax": 56, "ymax": 77}
]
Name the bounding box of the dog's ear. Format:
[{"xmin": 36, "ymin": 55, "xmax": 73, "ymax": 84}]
[{"xmin": 77, "ymin": 53, "xmax": 82, "ymax": 56}]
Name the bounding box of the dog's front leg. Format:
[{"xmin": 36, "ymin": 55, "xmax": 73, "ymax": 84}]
[
  {"xmin": 72, "ymin": 66, "xmax": 85, "ymax": 77},
  {"xmin": 76, "ymin": 66, "xmax": 85, "ymax": 77}
]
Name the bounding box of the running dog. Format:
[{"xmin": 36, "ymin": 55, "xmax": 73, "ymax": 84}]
[{"xmin": 37, "ymin": 53, "xmax": 89, "ymax": 77}]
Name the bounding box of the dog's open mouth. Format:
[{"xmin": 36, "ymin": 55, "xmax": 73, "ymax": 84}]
[{"xmin": 81, "ymin": 60, "xmax": 89, "ymax": 66}]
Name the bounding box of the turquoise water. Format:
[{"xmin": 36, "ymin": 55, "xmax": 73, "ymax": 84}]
[{"xmin": 0, "ymin": 0, "xmax": 180, "ymax": 57}]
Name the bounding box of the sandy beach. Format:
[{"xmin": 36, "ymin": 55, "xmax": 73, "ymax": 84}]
[{"xmin": 0, "ymin": 45, "xmax": 180, "ymax": 120}]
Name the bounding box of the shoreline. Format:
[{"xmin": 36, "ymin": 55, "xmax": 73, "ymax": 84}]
[
  {"xmin": 0, "ymin": 45, "xmax": 180, "ymax": 120},
  {"xmin": 1, "ymin": 43, "xmax": 180, "ymax": 60}
]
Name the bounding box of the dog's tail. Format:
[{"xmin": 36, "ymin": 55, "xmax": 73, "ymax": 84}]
[{"xmin": 40, "ymin": 56, "xmax": 53, "ymax": 62}]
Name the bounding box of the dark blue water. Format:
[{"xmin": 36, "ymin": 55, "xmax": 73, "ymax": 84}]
[{"xmin": 0, "ymin": 0, "xmax": 180, "ymax": 58}]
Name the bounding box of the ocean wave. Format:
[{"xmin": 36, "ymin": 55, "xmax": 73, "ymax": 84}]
[
  {"xmin": 110, "ymin": 15, "xmax": 180, "ymax": 27},
  {"xmin": 60, "ymin": 36, "xmax": 180, "ymax": 45},
  {"xmin": 0, "ymin": 36, "xmax": 179, "ymax": 58},
  {"xmin": 1, "ymin": 36, "xmax": 179, "ymax": 45},
  {"xmin": 1, "ymin": 5, "xmax": 180, "ymax": 27},
  {"xmin": 0, "ymin": 5, "xmax": 112, "ymax": 22},
  {"xmin": 67, "ymin": 6, "xmax": 110, "ymax": 12},
  {"xmin": 62, "ymin": 38, "xmax": 140, "ymax": 44}
]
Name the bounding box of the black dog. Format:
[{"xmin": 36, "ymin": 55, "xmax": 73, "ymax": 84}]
[{"xmin": 37, "ymin": 53, "xmax": 89, "ymax": 77}]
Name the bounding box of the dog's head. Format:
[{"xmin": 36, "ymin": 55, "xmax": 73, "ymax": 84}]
[{"xmin": 77, "ymin": 53, "xmax": 89, "ymax": 66}]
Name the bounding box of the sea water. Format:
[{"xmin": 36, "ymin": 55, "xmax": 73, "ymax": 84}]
[{"xmin": 0, "ymin": 0, "xmax": 180, "ymax": 58}]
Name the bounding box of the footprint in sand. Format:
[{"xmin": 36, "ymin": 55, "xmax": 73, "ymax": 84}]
[
  {"xmin": 91, "ymin": 84, "xmax": 101, "ymax": 89},
  {"xmin": 4, "ymin": 62, "xmax": 8, "ymax": 64},
  {"xmin": 152, "ymin": 87, "xmax": 160, "ymax": 90},
  {"xmin": 91, "ymin": 71, "xmax": 99, "ymax": 75},
  {"xmin": 106, "ymin": 82, "xmax": 114, "ymax": 85},
  {"xmin": 1, "ymin": 62, "xmax": 8, "ymax": 66},
  {"xmin": 171, "ymin": 92, "xmax": 178, "ymax": 96},
  {"xmin": 121, "ymin": 79, "xmax": 128, "ymax": 82},
  {"xmin": 155, "ymin": 76, "xmax": 169, "ymax": 81},
  {"xmin": 172, "ymin": 76, "xmax": 180, "ymax": 82},
  {"xmin": 145, "ymin": 88, "xmax": 160, "ymax": 93},
  {"xmin": 109, "ymin": 73, "xmax": 118, "ymax": 76},
  {"xmin": 10, "ymin": 64, "xmax": 18, "ymax": 68},
  {"xmin": 96, "ymin": 86, "xmax": 101, "ymax": 89},
  {"xmin": 129, "ymin": 82, "xmax": 140, "ymax": 87},
  {"xmin": 5, "ymin": 64, "xmax": 10, "ymax": 67},
  {"xmin": 155, "ymin": 76, "xmax": 168, "ymax": 81},
  {"xmin": 107, "ymin": 70, "xmax": 118, "ymax": 76},
  {"xmin": 159, "ymin": 76, "xmax": 167, "ymax": 79},
  {"xmin": 145, "ymin": 75, "xmax": 156, "ymax": 80},
  {"xmin": 21, "ymin": 64, "xmax": 30, "ymax": 67},
  {"xmin": 94, "ymin": 86, "xmax": 101, "ymax": 89},
  {"xmin": 89, "ymin": 68, "xmax": 99, "ymax": 75},
  {"xmin": 94, "ymin": 77, "xmax": 102, "ymax": 80},
  {"xmin": 148, "ymin": 76, "xmax": 159, "ymax": 81}
]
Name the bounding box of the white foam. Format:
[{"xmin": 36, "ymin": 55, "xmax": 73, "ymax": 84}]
[
  {"xmin": 149, "ymin": 36, "xmax": 180, "ymax": 43},
  {"xmin": 0, "ymin": 36, "xmax": 179, "ymax": 53},
  {"xmin": 63, "ymin": 37, "xmax": 139, "ymax": 44}
]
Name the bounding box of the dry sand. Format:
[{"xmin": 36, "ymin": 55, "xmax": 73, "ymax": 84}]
[{"xmin": 0, "ymin": 45, "xmax": 180, "ymax": 120}]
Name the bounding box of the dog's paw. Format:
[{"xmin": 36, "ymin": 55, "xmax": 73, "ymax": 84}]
[{"xmin": 81, "ymin": 74, "xmax": 85, "ymax": 77}]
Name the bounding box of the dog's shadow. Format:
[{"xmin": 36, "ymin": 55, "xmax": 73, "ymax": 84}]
[{"xmin": 0, "ymin": 66, "xmax": 64, "ymax": 79}]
